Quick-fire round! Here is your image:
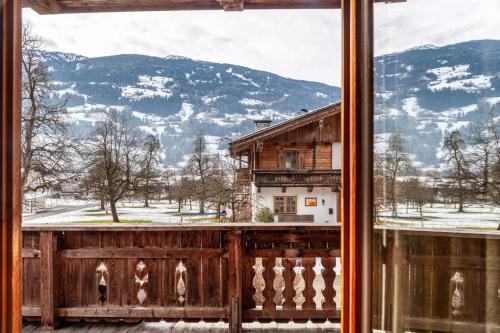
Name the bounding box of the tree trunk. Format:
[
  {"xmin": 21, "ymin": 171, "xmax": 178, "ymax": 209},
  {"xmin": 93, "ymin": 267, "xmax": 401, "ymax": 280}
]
[
  {"xmin": 178, "ymin": 200, "xmax": 182, "ymax": 213},
  {"xmin": 110, "ymin": 200, "xmax": 120, "ymax": 222},
  {"xmin": 144, "ymin": 179, "xmax": 150, "ymax": 207},
  {"xmin": 100, "ymin": 198, "xmax": 105, "ymax": 211},
  {"xmin": 199, "ymin": 199, "xmax": 205, "ymax": 214}
]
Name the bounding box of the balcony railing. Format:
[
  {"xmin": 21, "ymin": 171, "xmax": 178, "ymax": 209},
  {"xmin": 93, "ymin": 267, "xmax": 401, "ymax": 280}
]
[
  {"xmin": 253, "ymin": 169, "xmax": 341, "ymax": 188},
  {"xmin": 21, "ymin": 224, "xmax": 500, "ymax": 331},
  {"xmin": 235, "ymin": 168, "xmax": 251, "ymax": 185}
]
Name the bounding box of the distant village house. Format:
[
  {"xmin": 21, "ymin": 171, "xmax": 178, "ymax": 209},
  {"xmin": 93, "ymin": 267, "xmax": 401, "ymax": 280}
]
[{"xmin": 229, "ymin": 102, "xmax": 341, "ymax": 223}]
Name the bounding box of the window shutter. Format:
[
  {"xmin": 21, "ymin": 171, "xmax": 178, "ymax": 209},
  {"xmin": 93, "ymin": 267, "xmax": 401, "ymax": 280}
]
[
  {"xmin": 298, "ymin": 152, "xmax": 305, "ymax": 169},
  {"xmin": 278, "ymin": 151, "xmax": 285, "ymax": 169}
]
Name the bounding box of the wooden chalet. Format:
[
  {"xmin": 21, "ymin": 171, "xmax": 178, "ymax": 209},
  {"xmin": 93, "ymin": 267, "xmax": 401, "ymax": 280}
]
[{"xmin": 230, "ymin": 102, "xmax": 341, "ymax": 223}]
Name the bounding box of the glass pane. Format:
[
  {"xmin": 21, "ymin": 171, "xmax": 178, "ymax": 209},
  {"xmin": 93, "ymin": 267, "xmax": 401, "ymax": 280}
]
[
  {"xmin": 373, "ymin": 1, "xmax": 500, "ymax": 332},
  {"xmin": 286, "ymin": 196, "xmax": 297, "ymax": 213},
  {"xmin": 274, "ymin": 197, "xmax": 285, "ymax": 213},
  {"xmin": 285, "ymin": 151, "xmax": 297, "ymax": 169}
]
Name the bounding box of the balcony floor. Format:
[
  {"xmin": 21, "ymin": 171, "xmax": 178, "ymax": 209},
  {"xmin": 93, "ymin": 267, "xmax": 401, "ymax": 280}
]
[{"xmin": 23, "ymin": 321, "xmax": 341, "ymax": 332}]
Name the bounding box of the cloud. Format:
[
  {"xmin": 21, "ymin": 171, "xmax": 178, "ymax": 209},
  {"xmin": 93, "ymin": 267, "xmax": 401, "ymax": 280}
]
[{"xmin": 22, "ymin": 0, "xmax": 499, "ymax": 86}]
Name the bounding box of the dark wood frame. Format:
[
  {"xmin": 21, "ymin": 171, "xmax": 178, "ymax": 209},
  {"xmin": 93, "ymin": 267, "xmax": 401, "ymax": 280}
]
[
  {"xmin": 273, "ymin": 195, "xmax": 297, "ymax": 214},
  {"xmin": 0, "ymin": 1, "xmax": 375, "ymax": 332}
]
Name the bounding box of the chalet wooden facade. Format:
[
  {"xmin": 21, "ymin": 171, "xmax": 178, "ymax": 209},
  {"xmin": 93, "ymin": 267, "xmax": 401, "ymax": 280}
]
[{"xmin": 230, "ymin": 103, "xmax": 341, "ymax": 223}]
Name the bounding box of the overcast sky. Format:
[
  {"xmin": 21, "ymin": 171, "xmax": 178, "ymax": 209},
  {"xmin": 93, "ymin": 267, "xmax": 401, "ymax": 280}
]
[{"xmin": 23, "ymin": 0, "xmax": 499, "ymax": 86}]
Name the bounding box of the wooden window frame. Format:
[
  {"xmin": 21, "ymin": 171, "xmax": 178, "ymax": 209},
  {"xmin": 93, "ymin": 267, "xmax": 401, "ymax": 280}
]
[
  {"xmin": 273, "ymin": 195, "xmax": 297, "ymax": 214},
  {"xmin": 0, "ymin": 1, "xmax": 375, "ymax": 332}
]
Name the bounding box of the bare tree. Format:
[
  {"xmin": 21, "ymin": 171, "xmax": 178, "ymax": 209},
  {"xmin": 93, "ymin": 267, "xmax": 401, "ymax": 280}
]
[
  {"xmin": 383, "ymin": 131, "xmax": 411, "ymax": 216},
  {"xmin": 140, "ymin": 134, "xmax": 162, "ymax": 207},
  {"xmin": 184, "ymin": 133, "xmax": 213, "ymax": 213},
  {"xmin": 83, "ymin": 110, "xmax": 143, "ymax": 222},
  {"xmin": 21, "ymin": 24, "xmax": 76, "ymax": 198},
  {"xmin": 162, "ymin": 169, "xmax": 176, "ymax": 204},
  {"xmin": 442, "ymin": 130, "xmax": 472, "ymax": 213}
]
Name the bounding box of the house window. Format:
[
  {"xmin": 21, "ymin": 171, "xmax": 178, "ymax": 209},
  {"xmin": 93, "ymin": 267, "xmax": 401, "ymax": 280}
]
[
  {"xmin": 274, "ymin": 196, "xmax": 297, "ymax": 214},
  {"xmin": 284, "ymin": 151, "xmax": 298, "ymax": 169}
]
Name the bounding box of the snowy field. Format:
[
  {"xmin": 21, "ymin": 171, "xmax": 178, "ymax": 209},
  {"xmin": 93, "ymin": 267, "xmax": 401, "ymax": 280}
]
[
  {"xmin": 379, "ymin": 203, "xmax": 500, "ymax": 230},
  {"xmin": 22, "ymin": 200, "xmax": 224, "ymax": 225}
]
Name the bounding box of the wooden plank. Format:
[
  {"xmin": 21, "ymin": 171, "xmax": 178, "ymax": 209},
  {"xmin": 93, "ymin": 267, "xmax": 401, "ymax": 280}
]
[
  {"xmin": 39, "ymin": 231, "xmax": 57, "ymax": 329},
  {"xmin": 21, "ymin": 249, "xmax": 40, "ymax": 258},
  {"xmin": 22, "ymin": 0, "xmax": 62, "ymax": 14},
  {"xmin": 0, "ymin": 1, "xmax": 22, "ymax": 331},
  {"xmin": 55, "ymin": 306, "xmax": 228, "ymax": 319},
  {"xmin": 59, "ymin": 248, "xmax": 227, "ymax": 258},
  {"xmin": 404, "ymin": 316, "xmax": 500, "ymax": 333},
  {"xmin": 244, "ymin": 233, "xmax": 339, "ymax": 244},
  {"xmin": 243, "ymin": 309, "xmax": 340, "ymax": 319},
  {"xmin": 227, "ymin": 231, "xmax": 243, "ymax": 333},
  {"xmin": 406, "ymin": 255, "xmax": 500, "ymax": 271},
  {"xmin": 21, "ymin": 306, "xmax": 41, "ymax": 317},
  {"xmin": 245, "ymin": 248, "xmax": 340, "ymax": 258}
]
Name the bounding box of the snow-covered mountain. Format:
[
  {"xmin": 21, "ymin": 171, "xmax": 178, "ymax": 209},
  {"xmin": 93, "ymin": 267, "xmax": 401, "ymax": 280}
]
[
  {"xmin": 43, "ymin": 51, "xmax": 340, "ymax": 166},
  {"xmin": 375, "ymin": 40, "xmax": 500, "ymax": 168},
  {"xmin": 43, "ymin": 39, "xmax": 500, "ymax": 168}
]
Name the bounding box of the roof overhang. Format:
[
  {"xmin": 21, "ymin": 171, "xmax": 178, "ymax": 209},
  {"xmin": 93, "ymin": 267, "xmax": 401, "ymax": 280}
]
[
  {"xmin": 23, "ymin": 0, "xmax": 405, "ymax": 14},
  {"xmin": 229, "ymin": 102, "xmax": 341, "ymax": 156}
]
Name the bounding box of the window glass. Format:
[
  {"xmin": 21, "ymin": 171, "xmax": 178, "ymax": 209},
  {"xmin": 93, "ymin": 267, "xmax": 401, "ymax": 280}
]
[
  {"xmin": 286, "ymin": 196, "xmax": 297, "ymax": 213},
  {"xmin": 373, "ymin": 1, "xmax": 499, "ymax": 331},
  {"xmin": 285, "ymin": 151, "xmax": 298, "ymax": 169},
  {"xmin": 274, "ymin": 196, "xmax": 285, "ymax": 213}
]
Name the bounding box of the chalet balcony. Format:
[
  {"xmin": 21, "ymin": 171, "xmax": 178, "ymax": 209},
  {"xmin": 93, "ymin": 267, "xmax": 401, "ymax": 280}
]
[
  {"xmin": 235, "ymin": 168, "xmax": 251, "ymax": 185},
  {"xmin": 253, "ymin": 169, "xmax": 341, "ymax": 188},
  {"xmin": 21, "ymin": 225, "xmax": 500, "ymax": 332}
]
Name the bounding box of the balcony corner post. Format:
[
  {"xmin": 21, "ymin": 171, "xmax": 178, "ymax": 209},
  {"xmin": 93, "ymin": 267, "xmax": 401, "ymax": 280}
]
[
  {"xmin": 227, "ymin": 230, "xmax": 243, "ymax": 333},
  {"xmin": 40, "ymin": 231, "xmax": 59, "ymax": 330}
]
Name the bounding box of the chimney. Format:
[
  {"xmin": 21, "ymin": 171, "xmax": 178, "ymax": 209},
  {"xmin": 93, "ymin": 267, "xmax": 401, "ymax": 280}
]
[{"xmin": 254, "ymin": 119, "xmax": 272, "ymax": 131}]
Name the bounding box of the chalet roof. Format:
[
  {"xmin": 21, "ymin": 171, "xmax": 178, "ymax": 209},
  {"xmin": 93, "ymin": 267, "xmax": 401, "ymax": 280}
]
[
  {"xmin": 23, "ymin": 0, "xmax": 403, "ymax": 14},
  {"xmin": 229, "ymin": 101, "xmax": 340, "ymax": 156}
]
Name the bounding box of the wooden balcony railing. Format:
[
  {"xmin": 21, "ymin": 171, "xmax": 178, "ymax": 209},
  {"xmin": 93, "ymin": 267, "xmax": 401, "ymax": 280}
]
[
  {"xmin": 21, "ymin": 224, "xmax": 500, "ymax": 332},
  {"xmin": 253, "ymin": 169, "xmax": 341, "ymax": 188},
  {"xmin": 21, "ymin": 224, "xmax": 341, "ymax": 330},
  {"xmin": 373, "ymin": 228, "xmax": 500, "ymax": 333},
  {"xmin": 235, "ymin": 168, "xmax": 251, "ymax": 185}
]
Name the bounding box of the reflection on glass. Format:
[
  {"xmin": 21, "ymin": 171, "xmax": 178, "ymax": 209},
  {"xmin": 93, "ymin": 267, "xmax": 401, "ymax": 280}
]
[{"xmin": 373, "ymin": 0, "xmax": 499, "ymax": 331}]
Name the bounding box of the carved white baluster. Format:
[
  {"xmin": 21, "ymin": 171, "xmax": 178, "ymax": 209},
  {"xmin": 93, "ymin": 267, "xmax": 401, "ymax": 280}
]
[
  {"xmin": 293, "ymin": 258, "xmax": 306, "ymax": 310},
  {"xmin": 96, "ymin": 262, "xmax": 108, "ymax": 305},
  {"xmin": 252, "ymin": 258, "xmax": 265, "ymax": 309},
  {"xmin": 176, "ymin": 260, "xmax": 187, "ymax": 306},
  {"xmin": 135, "ymin": 260, "xmax": 148, "ymax": 305},
  {"xmin": 312, "ymin": 258, "xmax": 326, "ymax": 309},
  {"xmin": 273, "ymin": 258, "xmax": 286, "ymax": 309},
  {"xmin": 450, "ymin": 272, "xmax": 465, "ymax": 317}
]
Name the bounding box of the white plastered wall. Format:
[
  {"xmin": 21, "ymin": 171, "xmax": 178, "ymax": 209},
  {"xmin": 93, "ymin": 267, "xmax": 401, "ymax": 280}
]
[{"xmin": 251, "ymin": 184, "xmax": 338, "ymax": 224}]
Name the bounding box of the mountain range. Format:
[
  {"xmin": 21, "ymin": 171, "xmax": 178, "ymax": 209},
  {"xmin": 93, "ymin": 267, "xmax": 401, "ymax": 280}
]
[{"xmin": 41, "ymin": 39, "xmax": 500, "ymax": 169}]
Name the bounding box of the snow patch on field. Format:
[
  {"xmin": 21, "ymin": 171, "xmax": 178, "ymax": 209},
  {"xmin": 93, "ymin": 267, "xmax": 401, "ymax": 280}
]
[
  {"xmin": 240, "ymin": 98, "xmax": 266, "ymax": 106},
  {"xmin": 178, "ymin": 103, "xmax": 194, "ymax": 122},
  {"xmin": 426, "ymin": 64, "xmax": 492, "ymax": 92}
]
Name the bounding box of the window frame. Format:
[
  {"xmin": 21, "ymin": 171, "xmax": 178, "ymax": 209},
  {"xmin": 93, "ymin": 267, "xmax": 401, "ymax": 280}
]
[
  {"xmin": 0, "ymin": 1, "xmax": 376, "ymax": 332},
  {"xmin": 273, "ymin": 195, "xmax": 297, "ymax": 214}
]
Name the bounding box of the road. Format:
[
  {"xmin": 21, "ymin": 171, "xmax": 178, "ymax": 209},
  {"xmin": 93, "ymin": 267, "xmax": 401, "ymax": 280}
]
[{"xmin": 23, "ymin": 205, "xmax": 90, "ymax": 221}]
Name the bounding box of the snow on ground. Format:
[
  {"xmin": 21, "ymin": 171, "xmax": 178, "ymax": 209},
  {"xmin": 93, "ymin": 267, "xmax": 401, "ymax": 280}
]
[
  {"xmin": 23, "ymin": 201, "xmax": 222, "ymax": 225},
  {"xmin": 240, "ymin": 98, "xmax": 266, "ymax": 106},
  {"xmin": 379, "ymin": 203, "xmax": 500, "ymax": 230},
  {"xmin": 178, "ymin": 103, "xmax": 194, "ymax": 122}
]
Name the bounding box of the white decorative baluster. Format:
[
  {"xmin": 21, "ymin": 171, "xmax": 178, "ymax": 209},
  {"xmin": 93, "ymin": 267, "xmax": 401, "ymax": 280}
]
[
  {"xmin": 96, "ymin": 262, "xmax": 108, "ymax": 305},
  {"xmin": 134, "ymin": 260, "xmax": 148, "ymax": 305},
  {"xmin": 176, "ymin": 260, "xmax": 187, "ymax": 306},
  {"xmin": 450, "ymin": 272, "xmax": 465, "ymax": 317},
  {"xmin": 252, "ymin": 258, "xmax": 265, "ymax": 309},
  {"xmin": 273, "ymin": 258, "xmax": 286, "ymax": 309},
  {"xmin": 293, "ymin": 258, "xmax": 306, "ymax": 310},
  {"xmin": 312, "ymin": 258, "xmax": 326, "ymax": 309}
]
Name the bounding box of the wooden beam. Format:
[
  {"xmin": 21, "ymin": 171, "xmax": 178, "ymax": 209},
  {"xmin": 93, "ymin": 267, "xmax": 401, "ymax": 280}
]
[
  {"xmin": 244, "ymin": 309, "xmax": 341, "ymax": 319},
  {"xmin": 55, "ymin": 306, "xmax": 228, "ymax": 318},
  {"xmin": 218, "ymin": 0, "xmax": 244, "ymax": 11},
  {"xmin": 40, "ymin": 231, "xmax": 58, "ymax": 329},
  {"xmin": 227, "ymin": 230, "xmax": 242, "ymax": 333},
  {"xmin": 245, "ymin": 248, "xmax": 341, "ymax": 258},
  {"xmin": 58, "ymin": 247, "xmax": 227, "ymax": 259},
  {"xmin": 342, "ymin": 0, "xmax": 374, "ymax": 333},
  {"xmin": 23, "ymin": 0, "xmax": 62, "ymax": 14},
  {"xmin": 0, "ymin": 0, "xmax": 22, "ymax": 332}
]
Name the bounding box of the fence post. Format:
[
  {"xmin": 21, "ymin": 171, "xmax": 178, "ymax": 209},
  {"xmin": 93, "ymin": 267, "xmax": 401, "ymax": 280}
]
[
  {"xmin": 228, "ymin": 230, "xmax": 242, "ymax": 333},
  {"xmin": 40, "ymin": 231, "xmax": 58, "ymax": 329}
]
